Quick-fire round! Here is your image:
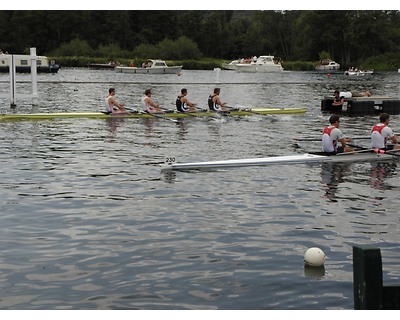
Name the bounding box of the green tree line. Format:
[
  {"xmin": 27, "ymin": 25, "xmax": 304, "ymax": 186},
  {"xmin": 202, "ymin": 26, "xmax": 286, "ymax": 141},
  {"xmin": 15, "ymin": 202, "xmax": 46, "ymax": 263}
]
[{"xmin": 1, "ymin": 10, "xmax": 400, "ymax": 69}]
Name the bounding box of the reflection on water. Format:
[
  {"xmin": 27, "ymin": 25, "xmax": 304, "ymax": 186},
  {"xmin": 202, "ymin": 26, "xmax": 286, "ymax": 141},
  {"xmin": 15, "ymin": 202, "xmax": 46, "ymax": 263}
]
[
  {"xmin": 320, "ymin": 160, "xmax": 399, "ymax": 200},
  {"xmin": 304, "ymin": 266, "xmax": 325, "ymax": 279},
  {"xmin": 369, "ymin": 161, "xmax": 398, "ymax": 190},
  {"xmin": 106, "ymin": 117, "xmax": 126, "ymax": 136},
  {"xmin": 320, "ymin": 163, "xmax": 348, "ymax": 202}
]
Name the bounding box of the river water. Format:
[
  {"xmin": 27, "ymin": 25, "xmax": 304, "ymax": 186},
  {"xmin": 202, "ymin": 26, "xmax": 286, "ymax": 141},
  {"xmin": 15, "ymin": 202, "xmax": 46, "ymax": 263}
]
[{"xmin": 0, "ymin": 68, "xmax": 400, "ymax": 310}]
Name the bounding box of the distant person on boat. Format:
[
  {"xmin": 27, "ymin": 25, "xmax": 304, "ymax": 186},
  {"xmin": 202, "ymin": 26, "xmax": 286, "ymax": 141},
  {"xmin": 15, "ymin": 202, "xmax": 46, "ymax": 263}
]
[
  {"xmin": 322, "ymin": 114, "xmax": 353, "ymax": 155},
  {"xmin": 176, "ymin": 88, "xmax": 197, "ymax": 112},
  {"xmin": 105, "ymin": 88, "xmax": 127, "ymax": 113},
  {"xmin": 335, "ymin": 90, "xmax": 372, "ymax": 98},
  {"xmin": 370, "ymin": 113, "xmax": 400, "ymax": 151},
  {"xmin": 332, "ymin": 90, "xmax": 345, "ymax": 107},
  {"xmin": 142, "ymin": 89, "xmax": 163, "ymax": 114},
  {"xmin": 208, "ymin": 88, "xmax": 228, "ymax": 112}
]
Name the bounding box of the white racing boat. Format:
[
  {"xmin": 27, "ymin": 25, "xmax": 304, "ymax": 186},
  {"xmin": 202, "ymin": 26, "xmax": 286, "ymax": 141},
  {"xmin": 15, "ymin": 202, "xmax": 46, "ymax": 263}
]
[{"xmin": 160, "ymin": 150, "xmax": 399, "ymax": 172}]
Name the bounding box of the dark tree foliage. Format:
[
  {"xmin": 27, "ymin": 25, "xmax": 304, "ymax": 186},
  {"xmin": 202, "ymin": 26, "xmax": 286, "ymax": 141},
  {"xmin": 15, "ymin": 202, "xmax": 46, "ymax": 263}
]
[{"xmin": 1, "ymin": 10, "xmax": 400, "ymax": 66}]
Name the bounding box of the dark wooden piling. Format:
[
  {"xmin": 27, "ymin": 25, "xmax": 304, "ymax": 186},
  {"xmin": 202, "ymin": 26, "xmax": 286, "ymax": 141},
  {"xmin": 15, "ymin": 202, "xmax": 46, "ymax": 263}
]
[{"xmin": 353, "ymin": 245, "xmax": 400, "ymax": 309}]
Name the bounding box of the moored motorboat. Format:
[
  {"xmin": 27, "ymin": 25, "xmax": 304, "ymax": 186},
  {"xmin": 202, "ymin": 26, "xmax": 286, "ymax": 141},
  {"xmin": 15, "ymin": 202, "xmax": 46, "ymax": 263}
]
[
  {"xmin": 0, "ymin": 54, "xmax": 60, "ymax": 73},
  {"xmin": 344, "ymin": 69, "xmax": 374, "ymax": 76},
  {"xmin": 315, "ymin": 59, "xmax": 340, "ymax": 71},
  {"xmin": 160, "ymin": 150, "xmax": 399, "ymax": 172},
  {"xmin": 221, "ymin": 59, "xmax": 240, "ymax": 70},
  {"xmin": 235, "ymin": 55, "xmax": 284, "ymax": 73},
  {"xmin": 115, "ymin": 59, "xmax": 182, "ymax": 74},
  {"xmin": 0, "ymin": 107, "xmax": 306, "ymax": 121},
  {"xmin": 87, "ymin": 62, "xmax": 120, "ymax": 70}
]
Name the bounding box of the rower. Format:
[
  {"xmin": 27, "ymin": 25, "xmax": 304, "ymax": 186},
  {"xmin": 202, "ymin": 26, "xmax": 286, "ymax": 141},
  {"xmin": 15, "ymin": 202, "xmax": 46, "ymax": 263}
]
[
  {"xmin": 105, "ymin": 88, "xmax": 128, "ymax": 114},
  {"xmin": 176, "ymin": 88, "xmax": 197, "ymax": 112},
  {"xmin": 208, "ymin": 88, "xmax": 228, "ymax": 112},
  {"xmin": 371, "ymin": 113, "xmax": 400, "ymax": 151},
  {"xmin": 322, "ymin": 114, "xmax": 353, "ymax": 155},
  {"xmin": 141, "ymin": 88, "xmax": 163, "ymax": 114}
]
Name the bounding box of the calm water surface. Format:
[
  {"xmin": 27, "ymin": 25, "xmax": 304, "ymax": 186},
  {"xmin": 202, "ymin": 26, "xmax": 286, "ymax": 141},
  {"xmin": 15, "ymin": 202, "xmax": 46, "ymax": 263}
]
[{"xmin": 0, "ymin": 69, "xmax": 400, "ymax": 310}]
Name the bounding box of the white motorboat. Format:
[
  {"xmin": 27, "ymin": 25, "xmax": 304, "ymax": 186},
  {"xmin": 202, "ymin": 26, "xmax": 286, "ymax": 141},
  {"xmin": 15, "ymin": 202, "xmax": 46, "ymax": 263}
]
[
  {"xmin": 221, "ymin": 59, "xmax": 240, "ymax": 70},
  {"xmin": 235, "ymin": 55, "xmax": 284, "ymax": 73},
  {"xmin": 160, "ymin": 150, "xmax": 399, "ymax": 172},
  {"xmin": 115, "ymin": 59, "xmax": 182, "ymax": 74},
  {"xmin": 344, "ymin": 69, "xmax": 374, "ymax": 76},
  {"xmin": 315, "ymin": 60, "xmax": 340, "ymax": 71}
]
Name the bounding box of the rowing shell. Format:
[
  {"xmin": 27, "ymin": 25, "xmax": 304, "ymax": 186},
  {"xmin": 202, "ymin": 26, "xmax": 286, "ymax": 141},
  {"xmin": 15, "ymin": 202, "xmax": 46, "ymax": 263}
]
[
  {"xmin": 0, "ymin": 108, "xmax": 305, "ymax": 121},
  {"xmin": 160, "ymin": 152, "xmax": 398, "ymax": 172}
]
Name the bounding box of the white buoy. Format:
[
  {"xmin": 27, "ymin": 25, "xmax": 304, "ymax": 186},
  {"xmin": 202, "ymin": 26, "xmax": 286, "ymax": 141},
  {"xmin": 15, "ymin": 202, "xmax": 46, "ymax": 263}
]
[{"xmin": 304, "ymin": 247, "xmax": 325, "ymax": 267}]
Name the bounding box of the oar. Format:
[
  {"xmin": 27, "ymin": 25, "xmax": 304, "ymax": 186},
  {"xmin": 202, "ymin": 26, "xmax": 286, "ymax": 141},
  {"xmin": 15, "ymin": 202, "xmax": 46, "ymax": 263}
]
[
  {"xmin": 161, "ymin": 105, "xmax": 205, "ymax": 120},
  {"xmin": 335, "ymin": 148, "xmax": 378, "ymax": 155},
  {"xmin": 121, "ymin": 107, "xmax": 138, "ymax": 113},
  {"xmin": 168, "ymin": 104, "xmax": 207, "ymax": 117},
  {"xmin": 142, "ymin": 110, "xmax": 179, "ymax": 124},
  {"xmin": 123, "ymin": 106, "xmax": 179, "ymax": 123},
  {"xmin": 295, "ymin": 136, "xmax": 373, "ymax": 142},
  {"xmin": 376, "ymin": 149, "xmax": 400, "ymax": 157},
  {"xmin": 101, "ymin": 107, "xmax": 139, "ymax": 115}
]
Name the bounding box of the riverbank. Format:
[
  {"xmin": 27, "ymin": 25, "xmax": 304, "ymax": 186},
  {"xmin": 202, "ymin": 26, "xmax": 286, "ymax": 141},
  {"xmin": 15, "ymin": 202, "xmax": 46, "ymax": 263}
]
[
  {"xmin": 52, "ymin": 56, "xmax": 316, "ymax": 71},
  {"xmin": 50, "ymin": 55, "xmax": 400, "ymax": 72}
]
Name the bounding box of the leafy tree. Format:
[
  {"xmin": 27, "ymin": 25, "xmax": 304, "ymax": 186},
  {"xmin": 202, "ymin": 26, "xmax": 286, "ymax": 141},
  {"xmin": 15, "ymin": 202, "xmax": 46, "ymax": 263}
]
[
  {"xmin": 2, "ymin": 10, "xmax": 400, "ymax": 70},
  {"xmin": 52, "ymin": 38, "xmax": 94, "ymax": 56}
]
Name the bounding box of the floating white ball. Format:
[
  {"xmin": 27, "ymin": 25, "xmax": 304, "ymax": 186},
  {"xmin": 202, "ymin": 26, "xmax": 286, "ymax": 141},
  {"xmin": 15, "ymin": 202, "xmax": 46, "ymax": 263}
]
[{"xmin": 304, "ymin": 247, "xmax": 325, "ymax": 267}]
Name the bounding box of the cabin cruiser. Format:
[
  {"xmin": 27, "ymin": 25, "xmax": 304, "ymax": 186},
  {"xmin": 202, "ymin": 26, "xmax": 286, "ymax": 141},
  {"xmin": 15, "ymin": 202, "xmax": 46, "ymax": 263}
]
[
  {"xmin": 315, "ymin": 59, "xmax": 340, "ymax": 71},
  {"xmin": 115, "ymin": 59, "xmax": 182, "ymax": 74},
  {"xmin": 235, "ymin": 55, "xmax": 284, "ymax": 73},
  {"xmin": 222, "ymin": 59, "xmax": 240, "ymax": 70},
  {"xmin": 0, "ymin": 54, "xmax": 60, "ymax": 73}
]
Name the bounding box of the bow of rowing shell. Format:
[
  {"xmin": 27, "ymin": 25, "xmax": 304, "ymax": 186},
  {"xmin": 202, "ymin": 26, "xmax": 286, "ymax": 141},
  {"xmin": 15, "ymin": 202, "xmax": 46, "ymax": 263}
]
[{"xmin": 0, "ymin": 108, "xmax": 306, "ymax": 120}]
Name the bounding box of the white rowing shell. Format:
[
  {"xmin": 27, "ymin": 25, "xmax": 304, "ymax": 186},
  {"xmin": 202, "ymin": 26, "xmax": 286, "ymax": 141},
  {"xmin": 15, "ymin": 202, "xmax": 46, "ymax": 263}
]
[{"xmin": 160, "ymin": 152, "xmax": 397, "ymax": 172}]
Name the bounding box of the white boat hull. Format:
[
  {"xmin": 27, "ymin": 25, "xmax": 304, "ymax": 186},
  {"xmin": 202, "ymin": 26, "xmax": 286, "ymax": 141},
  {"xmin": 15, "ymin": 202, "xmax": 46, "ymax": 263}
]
[
  {"xmin": 234, "ymin": 55, "xmax": 283, "ymax": 73},
  {"xmin": 160, "ymin": 152, "xmax": 398, "ymax": 172},
  {"xmin": 222, "ymin": 60, "xmax": 240, "ymax": 70},
  {"xmin": 235, "ymin": 64, "xmax": 283, "ymax": 73},
  {"xmin": 315, "ymin": 60, "xmax": 340, "ymax": 71},
  {"xmin": 344, "ymin": 70, "xmax": 374, "ymax": 76}
]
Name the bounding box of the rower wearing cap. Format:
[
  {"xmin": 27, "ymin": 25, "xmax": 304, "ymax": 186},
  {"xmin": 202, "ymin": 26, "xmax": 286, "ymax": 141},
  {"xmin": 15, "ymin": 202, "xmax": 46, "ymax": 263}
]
[{"xmin": 322, "ymin": 114, "xmax": 353, "ymax": 155}]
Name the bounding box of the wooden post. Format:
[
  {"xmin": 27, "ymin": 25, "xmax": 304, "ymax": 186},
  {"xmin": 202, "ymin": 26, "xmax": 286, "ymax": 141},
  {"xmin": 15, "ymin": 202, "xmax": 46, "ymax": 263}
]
[{"xmin": 353, "ymin": 245, "xmax": 383, "ymax": 309}]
